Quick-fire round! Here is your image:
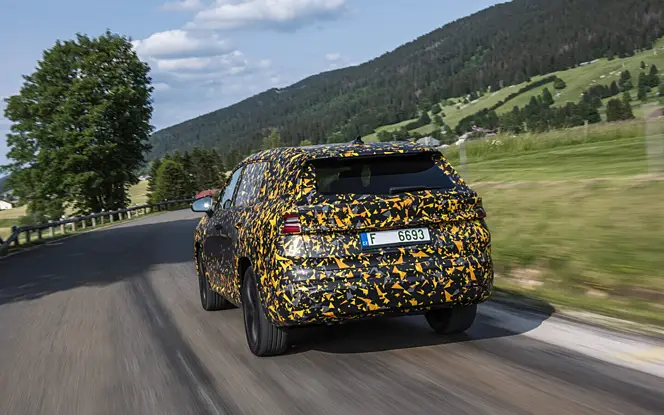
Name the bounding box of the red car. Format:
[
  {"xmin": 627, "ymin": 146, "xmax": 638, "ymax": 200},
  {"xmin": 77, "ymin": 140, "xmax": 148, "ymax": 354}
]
[{"xmin": 195, "ymin": 189, "xmax": 220, "ymax": 200}]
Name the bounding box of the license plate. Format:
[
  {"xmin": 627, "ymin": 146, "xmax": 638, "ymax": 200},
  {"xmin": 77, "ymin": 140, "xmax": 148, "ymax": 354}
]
[{"xmin": 360, "ymin": 228, "xmax": 431, "ymax": 249}]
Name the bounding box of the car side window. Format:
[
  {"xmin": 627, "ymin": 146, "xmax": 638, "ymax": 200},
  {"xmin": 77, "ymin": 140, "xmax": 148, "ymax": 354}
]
[
  {"xmin": 235, "ymin": 162, "xmax": 268, "ymax": 207},
  {"xmin": 220, "ymin": 167, "xmax": 244, "ymax": 209}
]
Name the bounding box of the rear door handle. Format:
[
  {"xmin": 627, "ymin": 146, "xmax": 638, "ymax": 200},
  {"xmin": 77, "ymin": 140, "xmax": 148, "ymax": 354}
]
[{"xmin": 215, "ymin": 224, "xmax": 223, "ymax": 230}]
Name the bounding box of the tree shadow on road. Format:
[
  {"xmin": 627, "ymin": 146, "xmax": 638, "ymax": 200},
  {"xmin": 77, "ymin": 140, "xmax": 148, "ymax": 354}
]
[
  {"xmin": 290, "ymin": 294, "xmax": 554, "ymax": 355},
  {"xmin": 0, "ymin": 214, "xmax": 201, "ymax": 306}
]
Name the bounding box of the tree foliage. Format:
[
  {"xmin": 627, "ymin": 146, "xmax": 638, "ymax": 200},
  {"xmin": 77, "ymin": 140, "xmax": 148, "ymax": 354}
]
[
  {"xmin": 606, "ymin": 98, "xmax": 635, "ymax": 122},
  {"xmin": 542, "ymin": 87, "xmax": 554, "ymax": 106},
  {"xmin": 152, "ymin": 160, "xmax": 188, "ymax": 202},
  {"xmin": 2, "ymin": 31, "xmax": 153, "ymax": 218},
  {"xmin": 148, "ymin": 147, "xmax": 226, "ymax": 203},
  {"xmin": 146, "ymin": 158, "xmax": 162, "ymax": 201},
  {"xmin": 262, "ymin": 129, "xmax": 282, "ymax": 150},
  {"xmin": 457, "ymin": 86, "xmax": 604, "ymax": 135},
  {"xmin": 553, "ymin": 78, "xmax": 567, "ymax": 90},
  {"xmin": 148, "ymin": 0, "xmax": 664, "ymax": 161}
]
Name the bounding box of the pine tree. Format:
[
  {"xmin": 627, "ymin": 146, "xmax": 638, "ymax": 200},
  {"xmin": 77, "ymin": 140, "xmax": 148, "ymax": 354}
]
[
  {"xmin": 542, "ymin": 88, "xmax": 554, "ymax": 106},
  {"xmin": 147, "ymin": 158, "xmax": 162, "ymax": 203},
  {"xmin": 606, "ymin": 99, "xmax": 622, "ymax": 122},
  {"xmin": 646, "ymin": 64, "xmax": 660, "ymax": 88},
  {"xmin": 610, "ymin": 81, "xmax": 620, "ymax": 96},
  {"xmin": 419, "ymin": 112, "xmax": 432, "ymax": 126},
  {"xmin": 638, "ymin": 85, "xmax": 648, "ymax": 102},
  {"xmin": 153, "ymin": 160, "xmax": 189, "ymax": 202},
  {"xmin": 621, "ymin": 99, "xmax": 635, "ymax": 120},
  {"xmin": 431, "ymin": 104, "xmax": 442, "ymax": 115},
  {"xmin": 622, "ymin": 91, "xmax": 632, "ymax": 104}
]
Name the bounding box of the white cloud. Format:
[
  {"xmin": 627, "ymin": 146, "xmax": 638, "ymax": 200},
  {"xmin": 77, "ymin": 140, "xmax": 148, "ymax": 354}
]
[
  {"xmin": 324, "ymin": 52, "xmax": 340, "ymax": 61},
  {"xmin": 153, "ymin": 82, "xmax": 171, "ymax": 91},
  {"xmin": 161, "ymin": 0, "xmax": 205, "ymax": 11},
  {"xmin": 132, "ymin": 29, "xmax": 231, "ymax": 60},
  {"xmin": 188, "ymin": 0, "xmax": 349, "ymax": 30}
]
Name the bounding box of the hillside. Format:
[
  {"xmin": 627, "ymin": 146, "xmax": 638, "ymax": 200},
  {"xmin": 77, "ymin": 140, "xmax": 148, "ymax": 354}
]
[
  {"xmin": 364, "ymin": 38, "xmax": 664, "ymax": 141},
  {"xmin": 149, "ymin": 0, "xmax": 664, "ymax": 162}
]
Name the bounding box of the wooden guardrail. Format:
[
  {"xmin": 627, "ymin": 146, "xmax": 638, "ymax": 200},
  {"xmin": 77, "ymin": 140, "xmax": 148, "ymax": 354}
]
[{"xmin": 0, "ymin": 198, "xmax": 194, "ymax": 256}]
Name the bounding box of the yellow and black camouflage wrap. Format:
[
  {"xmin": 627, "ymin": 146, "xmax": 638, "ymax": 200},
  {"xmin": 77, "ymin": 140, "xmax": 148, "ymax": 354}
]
[{"xmin": 194, "ymin": 141, "xmax": 493, "ymax": 327}]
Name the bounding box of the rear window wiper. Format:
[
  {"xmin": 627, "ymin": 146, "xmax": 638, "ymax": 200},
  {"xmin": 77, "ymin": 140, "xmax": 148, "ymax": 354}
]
[{"xmin": 389, "ymin": 185, "xmax": 445, "ymax": 195}]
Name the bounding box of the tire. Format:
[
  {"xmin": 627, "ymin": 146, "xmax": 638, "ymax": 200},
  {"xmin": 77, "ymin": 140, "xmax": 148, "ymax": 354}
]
[
  {"xmin": 241, "ymin": 266, "xmax": 289, "ymax": 356},
  {"xmin": 425, "ymin": 304, "xmax": 477, "ymax": 334},
  {"xmin": 196, "ymin": 250, "xmax": 233, "ymax": 311}
]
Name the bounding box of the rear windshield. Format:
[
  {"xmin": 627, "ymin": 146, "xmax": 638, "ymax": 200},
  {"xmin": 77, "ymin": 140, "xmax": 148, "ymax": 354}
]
[{"xmin": 312, "ymin": 152, "xmax": 457, "ymax": 195}]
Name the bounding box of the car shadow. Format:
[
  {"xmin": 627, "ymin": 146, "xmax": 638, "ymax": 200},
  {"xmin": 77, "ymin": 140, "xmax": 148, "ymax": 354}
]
[
  {"xmin": 288, "ymin": 295, "xmax": 554, "ymax": 355},
  {"xmin": 0, "ymin": 213, "xmax": 202, "ymax": 306}
]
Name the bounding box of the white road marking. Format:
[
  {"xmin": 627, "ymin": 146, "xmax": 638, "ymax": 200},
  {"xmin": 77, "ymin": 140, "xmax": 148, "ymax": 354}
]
[{"xmin": 479, "ymin": 303, "xmax": 664, "ymax": 378}]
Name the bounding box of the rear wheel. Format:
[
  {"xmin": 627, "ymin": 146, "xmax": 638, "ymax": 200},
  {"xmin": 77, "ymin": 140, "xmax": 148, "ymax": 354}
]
[
  {"xmin": 196, "ymin": 251, "xmax": 233, "ymax": 311},
  {"xmin": 425, "ymin": 305, "xmax": 477, "ymax": 334},
  {"xmin": 241, "ymin": 266, "xmax": 289, "ymax": 356}
]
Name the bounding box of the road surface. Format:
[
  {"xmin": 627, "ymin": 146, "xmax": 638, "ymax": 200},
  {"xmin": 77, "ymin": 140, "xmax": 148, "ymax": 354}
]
[{"xmin": 1, "ymin": 210, "xmax": 663, "ymax": 415}]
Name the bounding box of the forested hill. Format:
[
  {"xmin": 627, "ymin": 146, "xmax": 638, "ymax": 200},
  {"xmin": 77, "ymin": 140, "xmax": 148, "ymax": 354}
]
[{"xmin": 148, "ymin": 0, "xmax": 664, "ymax": 162}]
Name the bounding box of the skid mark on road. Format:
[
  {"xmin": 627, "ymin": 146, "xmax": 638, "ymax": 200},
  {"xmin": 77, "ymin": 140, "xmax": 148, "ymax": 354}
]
[{"xmin": 129, "ymin": 277, "xmax": 234, "ymax": 415}]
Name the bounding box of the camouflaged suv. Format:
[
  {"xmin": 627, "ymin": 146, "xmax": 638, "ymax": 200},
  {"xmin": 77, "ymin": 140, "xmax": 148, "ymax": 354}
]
[{"xmin": 191, "ymin": 140, "xmax": 493, "ymax": 356}]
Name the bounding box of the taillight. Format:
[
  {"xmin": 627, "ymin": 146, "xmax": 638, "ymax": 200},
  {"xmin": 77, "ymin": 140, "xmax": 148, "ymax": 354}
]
[{"xmin": 282, "ymin": 213, "xmax": 301, "ymax": 234}]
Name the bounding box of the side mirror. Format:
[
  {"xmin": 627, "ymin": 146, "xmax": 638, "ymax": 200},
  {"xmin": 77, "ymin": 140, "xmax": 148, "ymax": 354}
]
[
  {"xmin": 222, "ymin": 199, "xmax": 232, "ymax": 209},
  {"xmin": 191, "ymin": 196, "xmax": 214, "ymax": 217}
]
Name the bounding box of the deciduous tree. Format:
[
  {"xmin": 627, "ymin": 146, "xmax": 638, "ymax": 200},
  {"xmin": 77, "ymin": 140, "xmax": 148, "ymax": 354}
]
[{"xmin": 2, "ymin": 31, "xmax": 153, "ymax": 218}]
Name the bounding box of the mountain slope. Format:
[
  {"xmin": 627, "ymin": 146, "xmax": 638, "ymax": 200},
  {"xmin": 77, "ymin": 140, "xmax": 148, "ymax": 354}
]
[{"xmin": 148, "ymin": 0, "xmax": 664, "ymax": 162}]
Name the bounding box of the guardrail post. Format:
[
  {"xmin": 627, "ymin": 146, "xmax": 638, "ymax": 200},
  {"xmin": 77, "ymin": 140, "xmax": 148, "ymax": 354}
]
[
  {"xmin": 37, "ymin": 228, "xmax": 42, "ymax": 240},
  {"xmin": 12, "ymin": 226, "xmax": 20, "ymax": 247},
  {"xmin": 82, "ymin": 219, "xmax": 87, "ymax": 230},
  {"xmin": 92, "ymin": 217, "xmax": 96, "ymax": 227},
  {"xmin": 25, "ymin": 229, "xmax": 31, "ymax": 244},
  {"xmin": 127, "ymin": 210, "xmax": 132, "ymax": 219},
  {"xmin": 70, "ymin": 222, "xmax": 76, "ymax": 232},
  {"xmin": 60, "ymin": 223, "xmax": 65, "ymax": 234},
  {"xmin": 110, "ymin": 213, "xmax": 114, "ymax": 223},
  {"xmin": 49, "ymin": 222, "xmax": 54, "ymax": 238}
]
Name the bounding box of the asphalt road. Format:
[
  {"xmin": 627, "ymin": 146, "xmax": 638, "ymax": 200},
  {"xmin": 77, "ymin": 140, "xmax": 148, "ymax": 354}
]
[{"xmin": 1, "ymin": 210, "xmax": 663, "ymax": 415}]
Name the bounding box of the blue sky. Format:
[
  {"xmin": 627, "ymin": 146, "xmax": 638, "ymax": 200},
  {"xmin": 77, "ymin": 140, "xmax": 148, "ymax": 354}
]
[{"xmin": 0, "ymin": 0, "xmax": 502, "ymax": 165}]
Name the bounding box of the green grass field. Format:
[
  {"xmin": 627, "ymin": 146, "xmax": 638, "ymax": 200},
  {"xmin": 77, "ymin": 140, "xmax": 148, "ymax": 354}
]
[
  {"xmin": 444, "ymin": 119, "xmax": 663, "ymax": 182},
  {"xmin": 448, "ymin": 118, "xmax": 664, "ymax": 325},
  {"xmin": 363, "ymin": 41, "xmax": 664, "ymax": 140}
]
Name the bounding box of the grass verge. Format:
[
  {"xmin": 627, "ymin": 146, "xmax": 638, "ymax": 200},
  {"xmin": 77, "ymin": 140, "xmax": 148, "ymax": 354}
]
[{"xmin": 474, "ymin": 175, "xmax": 664, "ymax": 326}]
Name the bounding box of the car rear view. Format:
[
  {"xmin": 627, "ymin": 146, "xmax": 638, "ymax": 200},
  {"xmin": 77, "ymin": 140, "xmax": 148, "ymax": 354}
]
[{"xmin": 272, "ymin": 146, "xmax": 493, "ymax": 333}]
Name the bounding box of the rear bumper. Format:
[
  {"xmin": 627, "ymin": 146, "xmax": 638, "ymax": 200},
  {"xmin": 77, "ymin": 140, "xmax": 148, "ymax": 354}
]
[{"xmin": 266, "ymin": 254, "xmax": 493, "ymax": 327}]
